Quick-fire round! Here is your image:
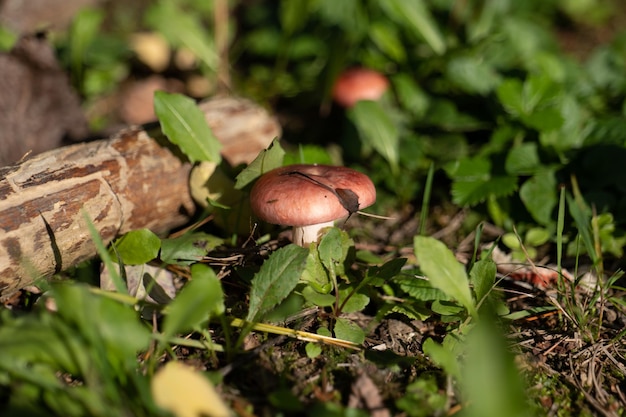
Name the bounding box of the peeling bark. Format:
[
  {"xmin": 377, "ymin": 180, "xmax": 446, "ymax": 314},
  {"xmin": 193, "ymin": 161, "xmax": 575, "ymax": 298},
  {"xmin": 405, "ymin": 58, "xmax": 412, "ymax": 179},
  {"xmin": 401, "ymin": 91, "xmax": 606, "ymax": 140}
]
[{"xmin": 0, "ymin": 96, "xmax": 281, "ymax": 299}]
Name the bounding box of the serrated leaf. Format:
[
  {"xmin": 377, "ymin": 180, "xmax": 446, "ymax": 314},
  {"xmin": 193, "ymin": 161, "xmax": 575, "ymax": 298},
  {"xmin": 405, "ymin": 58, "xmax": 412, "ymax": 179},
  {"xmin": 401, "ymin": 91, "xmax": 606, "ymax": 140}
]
[
  {"xmin": 395, "ymin": 276, "xmax": 450, "ymax": 301},
  {"xmin": 235, "ymin": 138, "xmax": 285, "ymax": 189},
  {"xmin": 108, "ymin": 229, "xmax": 161, "ymax": 265},
  {"xmin": 451, "ymin": 176, "xmax": 518, "ymax": 206},
  {"xmin": 162, "ymin": 264, "xmax": 224, "ymax": 338},
  {"xmin": 504, "ymin": 142, "xmax": 540, "ymax": 175},
  {"xmin": 349, "ymin": 100, "xmax": 399, "ymax": 172},
  {"xmin": 246, "ymin": 245, "xmax": 309, "ymax": 322},
  {"xmin": 333, "ymin": 318, "xmax": 365, "ymax": 345},
  {"xmin": 154, "ymin": 91, "xmax": 222, "ymax": 164},
  {"xmin": 520, "ymin": 170, "xmax": 557, "ymax": 225},
  {"xmin": 414, "ymin": 236, "xmax": 477, "ymax": 317}
]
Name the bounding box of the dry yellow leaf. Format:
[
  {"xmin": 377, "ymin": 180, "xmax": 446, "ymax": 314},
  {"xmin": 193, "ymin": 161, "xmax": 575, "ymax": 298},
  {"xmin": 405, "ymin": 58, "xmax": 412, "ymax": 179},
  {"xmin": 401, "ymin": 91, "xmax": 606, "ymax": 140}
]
[{"xmin": 151, "ymin": 362, "xmax": 231, "ymax": 417}]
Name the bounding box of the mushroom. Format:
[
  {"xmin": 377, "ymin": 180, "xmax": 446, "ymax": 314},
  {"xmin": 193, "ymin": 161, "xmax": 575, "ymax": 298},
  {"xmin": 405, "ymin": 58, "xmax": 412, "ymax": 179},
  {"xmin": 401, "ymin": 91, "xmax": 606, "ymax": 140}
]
[
  {"xmin": 332, "ymin": 68, "xmax": 389, "ymax": 108},
  {"xmin": 250, "ymin": 164, "xmax": 376, "ymax": 246}
]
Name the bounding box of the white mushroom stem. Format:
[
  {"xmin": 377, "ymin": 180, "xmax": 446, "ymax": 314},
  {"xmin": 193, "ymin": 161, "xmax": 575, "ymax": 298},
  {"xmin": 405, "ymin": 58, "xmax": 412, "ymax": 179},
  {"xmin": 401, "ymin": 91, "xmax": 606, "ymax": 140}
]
[{"xmin": 292, "ymin": 220, "xmax": 335, "ymax": 247}]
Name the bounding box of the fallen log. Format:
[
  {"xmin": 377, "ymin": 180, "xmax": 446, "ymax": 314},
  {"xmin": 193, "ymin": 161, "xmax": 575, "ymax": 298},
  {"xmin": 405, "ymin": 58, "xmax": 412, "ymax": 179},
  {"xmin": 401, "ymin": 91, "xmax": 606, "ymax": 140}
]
[{"xmin": 0, "ymin": 96, "xmax": 280, "ymax": 299}]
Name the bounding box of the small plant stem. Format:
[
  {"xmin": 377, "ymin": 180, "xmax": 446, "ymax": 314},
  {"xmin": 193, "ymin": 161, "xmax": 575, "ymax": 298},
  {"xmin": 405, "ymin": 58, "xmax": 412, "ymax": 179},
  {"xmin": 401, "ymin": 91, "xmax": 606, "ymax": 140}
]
[
  {"xmin": 556, "ymin": 186, "xmax": 565, "ymax": 284},
  {"xmin": 419, "ymin": 161, "xmax": 435, "ymax": 236},
  {"xmin": 229, "ymin": 318, "xmax": 361, "ymax": 350}
]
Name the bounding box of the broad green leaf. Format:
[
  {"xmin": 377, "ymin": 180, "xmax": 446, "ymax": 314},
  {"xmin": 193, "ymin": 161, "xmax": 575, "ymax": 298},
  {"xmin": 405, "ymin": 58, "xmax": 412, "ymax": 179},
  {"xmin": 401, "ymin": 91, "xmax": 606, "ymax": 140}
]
[
  {"xmin": 337, "ymin": 287, "xmax": 370, "ymax": 313},
  {"xmin": 525, "ymin": 227, "xmax": 551, "ymax": 247},
  {"xmin": 301, "ymin": 247, "xmax": 332, "ymax": 294},
  {"xmin": 392, "ymin": 74, "xmax": 430, "ymax": 119},
  {"xmin": 160, "ymin": 232, "xmax": 223, "ymax": 265},
  {"xmin": 108, "ymin": 229, "xmax": 161, "ymax": 265},
  {"xmin": 461, "ymin": 321, "xmax": 529, "ymax": 417},
  {"xmin": 317, "ymin": 227, "xmax": 352, "ymax": 278},
  {"xmin": 372, "ymin": 257, "xmax": 408, "ymax": 280},
  {"xmin": 349, "ymin": 100, "xmax": 399, "ymax": 172},
  {"xmin": 53, "ymin": 283, "xmax": 151, "ymax": 372},
  {"xmin": 522, "ymin": 108, "xmax": 564, "ymax": 132},
  {"xmin": 246, "ymin": 245, "xmax": 309, "ymax": 322},
  {"xmin": 431, "ymin": 300, "xmax": 465, "ymax": 317},
  {"xmin": 422, "ymin": 338, "xmax": 460, "ymax": 379},
  {"xmin": 301, "ymin": 285, "xmax": 335, "ymax": 307},
  {"xmin": 414, "ymin": 236, "xmax": 476, "ymax": 317},
  {"xmin": 446, "ymin": 56, "xmax": 501, "ymax": 95},
  {"xmin": 505, "ymin": 143, "xmax": 540, "ymax": 175},
  {"xmin": 395, "ymin": 276, "xmax": 450, "ymax": 301},
  {"xmin": 520, "ymin": 170, "xmax": 557, "ymax": 225},
  {"xmin": 333, "ymin": 318, "xmax": 365, "ymax": 345},
  {"xmin": 451, "ymin": 176, "xmax": 518, "ymax": 206},
  {"xmin": 469, "ymin": 258, "xmax": 497, "ymax": 305},
  {"xmin": 284, "ymin": 144, "xmax": 334, "ymax": 165},
  {"xmin": 154, "ymin": 91, "xmax": 222, "ymax": 164},
  {"xmin": 369, "ymin": 21, "xmax": 406, "ymax": 62},
  {"xmin": 162, "ymin": 264, "xmax": 224, "ymax": 338},
  {"xmin": 381, "ymin": 0, "xmax": 446, "ymax": 55},
  {"xmin": 444, "ymin": 156, "xmax": 492, "ymax": 180},
  {"xmin": 497, "ymin": 78, "xmax": 524, "ymax": 116},
  {"xmin": 305, "ymin": 342, "xmax": 322, "ymax": 358},
  {"xmin": 235, "ymin": 138, "xmax": 285, "ymax": 189}
]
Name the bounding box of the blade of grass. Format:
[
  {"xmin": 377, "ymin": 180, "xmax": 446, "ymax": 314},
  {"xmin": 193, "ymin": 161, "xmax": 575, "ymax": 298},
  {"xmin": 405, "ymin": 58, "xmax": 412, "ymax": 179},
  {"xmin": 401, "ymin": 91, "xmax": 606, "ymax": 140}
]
[
  {"xmin": 419, "ymin": 161, "xmax": 435, "ymax": 236},
  {"xmin": 83, "ymin": 210, "xmax": 127, "ymax": 294}
]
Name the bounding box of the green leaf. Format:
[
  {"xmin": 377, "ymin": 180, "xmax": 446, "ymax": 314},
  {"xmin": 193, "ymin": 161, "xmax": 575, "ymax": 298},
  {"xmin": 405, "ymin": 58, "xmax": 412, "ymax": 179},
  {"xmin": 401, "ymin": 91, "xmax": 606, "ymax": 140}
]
[
  {"xmin": 451, "ymin": 176, "xmax": 518, "ymax": 206},
  {"xmin": 349, "ymin": 100, "xmax": 399, "ymax": 172},
  {"xmin": 395, "ymin": 276, "xmax": 450, "ymax": 301},
  {"xmin": 284, "ymin": 144, "xmax": 333, "ymax": 165},
  {"xmin": 162, "ymin": 264, "xmax": 224, "ymax": 338},
  {"xmin": 154, "ymin": 91, "xmax": 222, "ymax": 164},
  {"xmin": 301, "ymin": 247, "xmax": 332, "ymax": 294},
  {"xmin": 446, "ymin": 56, "xmax": 501, "ymax": 95},
  {"xmin": 392, "ymin": 74, "xmax": 430, "ymax": 119},
  {"xmin": 337, "ymin": 287, "xmax": 370, "ymax": 313},
  {"xmin": 145, "ymin": 1, "xmax": 217, "ymax": 70},
  {"xmin": 422, "ymin": 338, "xmax": 460, "ymax": 379},
  {"xmin": 519, "ymin": 170, "xmax": 557, "ymax": 225},
  {"xmin": 504, "ymin": 143, "xmax": 540, "ymax": 175},
  {"xmin": 317, "ymin": 227, "xmax": 352, "ymax": 278},
  {"xmin": 235, "ymin": 138, "xmax": 285, "ymax": 189},
  {"xmin": 414, "ymin": 236, "xmax": 476, "ymax": 317},
  {"xmin": 333, "ymin": 318, "xmax": 365, "ymax": 345},
  {"xmin": 381, "ymin": 0, "xmax": 446, "ymax": 55},
  {"xmin": 160, "ymin": 232, "xmax": 223, "ymax": 265},
  {"xmin": 469, "ymin": 258, "xmax": 497, "ymax": 305},
  {"xmin": 108, "ymin": 229, "xmax": 161, "ymax": 265},
  {"xmin": 497, "ymin": 78, "xmax": 524, "ymax": 116},
  {"xmin": 369, "ymin": 21, "xmax": 406, "ymax": 62},
  {"xmin": 246, "ymin": 245, "xmax": 309, "ymax": 322}
]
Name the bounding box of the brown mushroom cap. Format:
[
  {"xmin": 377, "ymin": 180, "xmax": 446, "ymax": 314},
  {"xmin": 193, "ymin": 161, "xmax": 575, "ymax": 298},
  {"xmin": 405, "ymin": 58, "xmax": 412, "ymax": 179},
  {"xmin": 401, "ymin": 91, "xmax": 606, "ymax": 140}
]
[
  {"xmin": 332, "ymin": 68, "xmax": 389, "ymax": 108},
  {"xmin": 250, "ymin": 164, "xmax": 376, "ymax": 227}
]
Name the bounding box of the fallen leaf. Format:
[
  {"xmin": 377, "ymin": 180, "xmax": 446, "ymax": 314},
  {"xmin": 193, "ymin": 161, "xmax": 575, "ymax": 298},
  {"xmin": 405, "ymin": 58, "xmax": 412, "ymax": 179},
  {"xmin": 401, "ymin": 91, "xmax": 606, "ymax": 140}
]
[{"xmin": 151, "ymin": 362, "xmax": 231, "ymax": 417}]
